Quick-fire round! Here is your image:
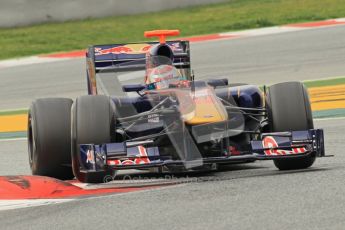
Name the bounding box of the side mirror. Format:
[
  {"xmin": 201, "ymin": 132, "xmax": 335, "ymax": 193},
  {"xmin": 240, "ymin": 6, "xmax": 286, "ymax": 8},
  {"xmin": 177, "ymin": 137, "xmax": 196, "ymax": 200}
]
[
  {"xmin": 122, "ymin": 84, "xmax": 145, "ymax": 92},
  {"xmin": 207, "ymin": 78, "xmax": 228, "ymax": 88}
]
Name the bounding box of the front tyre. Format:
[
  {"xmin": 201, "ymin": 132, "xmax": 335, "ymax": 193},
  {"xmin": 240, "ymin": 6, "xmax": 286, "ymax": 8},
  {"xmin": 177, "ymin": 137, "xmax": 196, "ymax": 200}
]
[
  {"xmin": 266, "ymin": 81, "xmax": 315, "ymax": 170},
  {"xmin": 71, "ymin": 95, "xmax": 116, "ymax": 183},
  {"xmin": 28, "ymin": 98, "xmax": 74, "ymax": 180}
]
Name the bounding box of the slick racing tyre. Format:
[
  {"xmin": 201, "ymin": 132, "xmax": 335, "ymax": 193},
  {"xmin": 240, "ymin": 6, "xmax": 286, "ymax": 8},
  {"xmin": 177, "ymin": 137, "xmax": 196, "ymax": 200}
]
[
  {"xmin": 28, "ymin": 98, "xmax": 74, "ymax": 180},
  {"xmin": 266, "ymin": 81, "xmax": 315, "ymax": 170},
  {"xmin": 71, "ymin": 95, "xmax": 116, "ymax": 183}
]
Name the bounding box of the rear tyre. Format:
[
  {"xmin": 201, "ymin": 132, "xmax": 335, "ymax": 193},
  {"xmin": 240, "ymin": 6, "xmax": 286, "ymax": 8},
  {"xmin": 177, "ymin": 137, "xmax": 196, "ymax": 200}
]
[
  {"xmin": 71, "ymin": 95, "xmax": 116, "ymax": 183},
  {"xmin": 266, "ymin": 81, "xmax": 315, "ymax": 170},
  {"xmin": 28, "ymin": 98, "xmax": 74, "ymax": 180}
]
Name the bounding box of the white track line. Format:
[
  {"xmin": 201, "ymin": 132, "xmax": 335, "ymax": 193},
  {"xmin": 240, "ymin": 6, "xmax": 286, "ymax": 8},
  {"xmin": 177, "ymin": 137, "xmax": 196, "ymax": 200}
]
[
  {"xmin": 0, "ymin": 199, "xmax": 75, "ymax": 211},
  {"xmin": 220, "ymin": 26, "xmax": 305, "ymax": 37},
  {"xmin": 0, "ymin": 56, "xmax": 70, "ymax": 69},
  {"xmin": 334, "ymin": 18, "xmax": 345, "ymax": 22},
  {"xmin": 314, "ymin": 116, "xmax": 345, "ymax": 121},
  {"xmin": 0, "ymin": 138, "xmax": 26, "ymax": 142},
  {"xmin": 303, "ymin": 76, "xmax": 345, "ymax": 82}
]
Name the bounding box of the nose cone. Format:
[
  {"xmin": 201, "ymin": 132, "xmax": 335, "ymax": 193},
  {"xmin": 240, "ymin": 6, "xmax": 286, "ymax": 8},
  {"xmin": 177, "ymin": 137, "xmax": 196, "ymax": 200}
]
[{"xmin": 182, "ymin": 88, "xmax": 228, "ymax": 125}]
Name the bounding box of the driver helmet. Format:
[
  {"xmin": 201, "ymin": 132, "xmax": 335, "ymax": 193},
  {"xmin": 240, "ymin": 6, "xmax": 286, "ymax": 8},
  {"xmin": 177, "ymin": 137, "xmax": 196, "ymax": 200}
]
[{"xmin": 147, "ymin": 65, "xmax": 182, "ymax": 90}]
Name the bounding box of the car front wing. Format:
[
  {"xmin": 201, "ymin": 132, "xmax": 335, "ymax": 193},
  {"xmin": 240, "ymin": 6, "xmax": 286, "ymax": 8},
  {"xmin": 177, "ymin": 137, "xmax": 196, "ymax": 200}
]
[{"xmin": 78, "ymin": 129, "xmax": 325, "ymax": 173}]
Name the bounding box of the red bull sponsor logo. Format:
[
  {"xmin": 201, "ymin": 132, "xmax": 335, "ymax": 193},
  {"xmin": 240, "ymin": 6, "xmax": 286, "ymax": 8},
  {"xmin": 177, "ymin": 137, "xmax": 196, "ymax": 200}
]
[
  {"xmin": 107, "ymin": 145, "xmax": 151, "ymax": 166},
  {"xmin": 262, "ymin": 136, "xmax": 307, "ymax": 155},
  {"xmin": 94, "ymin": 44, "xmax": 152, "ymax": 56},
  {"xmin": 94, "ymin": 42, "xmax": 182, "ymax": 56}
]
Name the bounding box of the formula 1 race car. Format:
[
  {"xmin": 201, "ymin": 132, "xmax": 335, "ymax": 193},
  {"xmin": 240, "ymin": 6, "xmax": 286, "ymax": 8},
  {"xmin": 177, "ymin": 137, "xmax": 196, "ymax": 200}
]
[{"xmin": 28, "ymin": 30, "xmax": 325, "ymax": 183}]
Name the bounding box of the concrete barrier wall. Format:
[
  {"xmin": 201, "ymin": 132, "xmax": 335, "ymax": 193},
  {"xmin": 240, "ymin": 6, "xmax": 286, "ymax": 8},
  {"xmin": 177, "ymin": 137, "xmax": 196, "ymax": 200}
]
[{"xmin": 0, "ymin": 0, "xmax": 228, "ymax": 28}]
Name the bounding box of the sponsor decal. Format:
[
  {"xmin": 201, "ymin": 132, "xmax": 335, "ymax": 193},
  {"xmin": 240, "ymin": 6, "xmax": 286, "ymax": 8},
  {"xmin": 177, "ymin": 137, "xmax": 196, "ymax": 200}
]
[
  {"xmin": 170, "ymin": 42, "xmax": 182, "ymax": 50},
  {"xmin": 107, "ymin": 145, "xmax": 151, "ymax": 166},
  {"xmin": 262, "ymin": 136, "xmax": 307, "ymax": 155},
  {"xmin": 262, "ymin": 136, "xmax": 278, "ymax": 155},
  {"xmin": 94, "ymin": 43, "xmax": 182, "ymax": 56},
  {"xmin": 86, "ymin": 148, "xmax": 95, "ymax": 164},
  {"xmin": 95, "ymin": 46, "xmax": 133, "ymax": 55},
  {"xmin": 148, "ymin": 114, "xmax": 160, "ymax": 123},
  {"xmin": 95, "ymin": 44, "xmax": 152, "ymax": 55}
]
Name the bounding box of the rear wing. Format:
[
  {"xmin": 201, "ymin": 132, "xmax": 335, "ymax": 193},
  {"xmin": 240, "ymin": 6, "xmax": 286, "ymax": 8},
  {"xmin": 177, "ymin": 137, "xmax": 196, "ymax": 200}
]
[
  {"xmin": 86, "ymin": 40, "xmax": 191, "ymax": 95},
  {"xmin": 88, "ymin": 41, "xmax": 190, "ymax": 72}
]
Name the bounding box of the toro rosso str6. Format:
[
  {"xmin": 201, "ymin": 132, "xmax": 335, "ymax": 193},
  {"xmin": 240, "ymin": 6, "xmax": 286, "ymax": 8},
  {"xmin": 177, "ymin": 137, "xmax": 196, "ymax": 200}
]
[{"xmin": 28, "ymin": 30, "xmax": 326, "ymax": 183}]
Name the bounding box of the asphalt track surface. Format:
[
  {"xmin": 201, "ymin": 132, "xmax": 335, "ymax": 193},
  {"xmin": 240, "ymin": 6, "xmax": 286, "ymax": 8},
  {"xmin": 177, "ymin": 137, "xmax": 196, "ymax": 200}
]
[
  {"xmin": 0, "ymin": 118, "xmax": 344, "ymax": 230},
  {"xmin": 0, "ymin": 25, "xmax": 345, "ymax": 230}
]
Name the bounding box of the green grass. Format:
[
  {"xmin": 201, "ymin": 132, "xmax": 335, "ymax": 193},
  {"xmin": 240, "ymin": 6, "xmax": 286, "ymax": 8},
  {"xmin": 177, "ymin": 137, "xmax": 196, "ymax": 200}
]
[
  {"xmin": 303, "ymin": 76, "xmax": 345, "ymax": 88},
  {"xmin": 1, "ymin": 0, "xmax": 345, "ymax": 59},
  {"xmin": 313, "ymin": 109, "xmax": 345, "ymax": 118},
  {"xmin": 0, "ymin": 109, "xmax": 28, "ymax": 116},
  {"xmin": 0, "ymin": 131, "xmax": 26, "ymax": 139}
]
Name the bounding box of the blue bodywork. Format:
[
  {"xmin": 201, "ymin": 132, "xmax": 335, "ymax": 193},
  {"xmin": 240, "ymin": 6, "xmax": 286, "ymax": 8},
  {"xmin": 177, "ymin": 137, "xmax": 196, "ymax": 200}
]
[{"xmin": 108, "ymin": 84, "xmax": 263, "ymax": 117}]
